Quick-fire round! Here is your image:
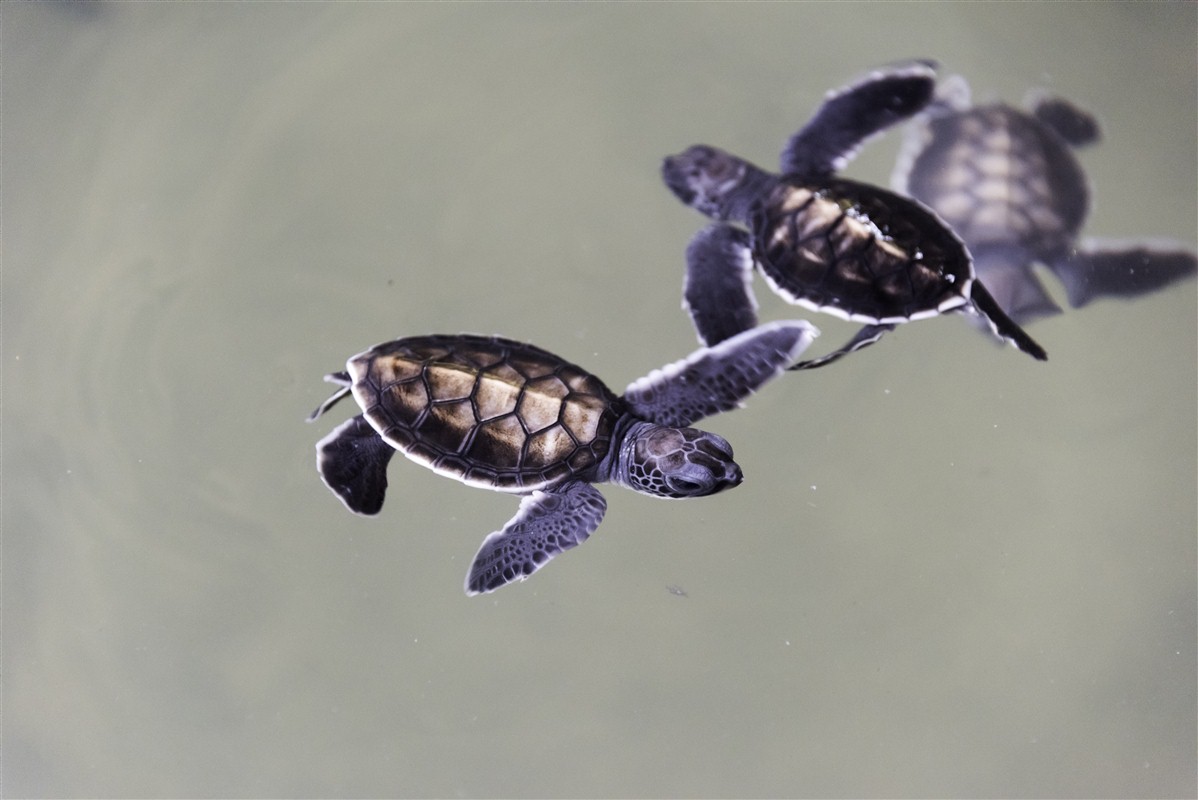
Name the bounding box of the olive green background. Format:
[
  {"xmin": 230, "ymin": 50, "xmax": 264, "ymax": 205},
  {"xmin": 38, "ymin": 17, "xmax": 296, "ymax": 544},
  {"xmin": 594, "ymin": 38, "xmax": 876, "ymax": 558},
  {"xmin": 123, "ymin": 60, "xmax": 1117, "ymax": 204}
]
[{"xmin": 4, "ymin": 2, "xmax": 1195, "ymax": 797}]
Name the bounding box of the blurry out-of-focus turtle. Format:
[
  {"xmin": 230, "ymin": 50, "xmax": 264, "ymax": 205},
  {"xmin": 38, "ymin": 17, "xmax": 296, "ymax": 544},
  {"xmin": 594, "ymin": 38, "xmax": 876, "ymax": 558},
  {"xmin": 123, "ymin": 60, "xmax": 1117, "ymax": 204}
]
[
  {"xmin": 662, "ymin": 61, "xmax": 1047, "ymax": 369},
  {"xmin": 892, "ymin": 75, "xmax": 1197, "ymax": 325},
  {"xmin": 307, "ymin": 322, "xmax": 818, "ymax": 595}
]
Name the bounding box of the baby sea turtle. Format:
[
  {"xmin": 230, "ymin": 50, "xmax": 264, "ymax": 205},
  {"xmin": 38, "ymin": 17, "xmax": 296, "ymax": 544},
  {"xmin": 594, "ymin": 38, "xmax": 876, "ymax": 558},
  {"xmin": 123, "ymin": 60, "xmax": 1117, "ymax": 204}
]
[
  {"xmin": 307, "ymin": 322, "xmax": 818, "ymax": 595},
  {"xmin": 892, "ymin": 75, "xmax": 1197, "ymax": 324},
  {"xmin": 662, "ymin": 61, "xmax": 1047, "ymax": 369}
]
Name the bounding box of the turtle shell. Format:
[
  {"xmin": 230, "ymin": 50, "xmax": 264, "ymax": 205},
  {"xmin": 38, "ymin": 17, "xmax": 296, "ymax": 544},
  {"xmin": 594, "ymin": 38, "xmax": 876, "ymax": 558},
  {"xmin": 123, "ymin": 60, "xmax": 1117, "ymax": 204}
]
[
  {"xmin": 901, "ymin": 105, "xmax": 1089, "ymax": 263},
  {"xmin": 751, "ymin": 177, "xmax": 974, "ymax": 324},
  {"xmin": 346, "ymin": 335, "xmax": 624, "ymax": 492}
]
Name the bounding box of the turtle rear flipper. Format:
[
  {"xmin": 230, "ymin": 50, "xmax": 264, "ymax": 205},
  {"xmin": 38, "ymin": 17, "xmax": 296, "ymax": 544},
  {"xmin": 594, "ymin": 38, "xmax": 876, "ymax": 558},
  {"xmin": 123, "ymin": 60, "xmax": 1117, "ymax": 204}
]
[
  {"xmin": 1027, "ymin": 92, "xmax": 1100, "ymax": 147},
  {"xmin": 968, "ymin": 280, "xmax": 1048, "ymax": 361},
  {"xmin": 316, "ymin": 415, "xmax": 395, "ymax": 516},
  {"xmin": 306, "ymin": 372, "xmax": 353, "ymax": 422},
  {"xmin": 971, "ymin": 248, "xmax": 1064, "ymax": 325},
  {"xmin": 781, "ymin": 61, "xmax": 937, "ymax": 177},
  {"xmin": 789, "ymin": 324, "xmax": 894, "ymax": 370},
  {"xmin": 1048, "ymin": 242, "xmax": 1198, "ymax": 309},
  {"xmin": 465, "ymin": 482, "xmax": 607, "ymax": 595}
]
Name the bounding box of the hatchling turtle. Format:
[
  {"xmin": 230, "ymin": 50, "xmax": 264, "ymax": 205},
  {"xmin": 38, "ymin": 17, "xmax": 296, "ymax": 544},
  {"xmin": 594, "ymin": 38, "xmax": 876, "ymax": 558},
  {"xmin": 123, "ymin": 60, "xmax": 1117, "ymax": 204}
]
[
  {"xmin": 891, "ymin": 75, "xmax": 1196, "ymax": 325},
  {"xmin": 662, "ymin": 61, "xmax": 1047, "ymax": 369},
  {"xmin": 307, "ymin": 321, "xmax": 818, "ymax": 595}
]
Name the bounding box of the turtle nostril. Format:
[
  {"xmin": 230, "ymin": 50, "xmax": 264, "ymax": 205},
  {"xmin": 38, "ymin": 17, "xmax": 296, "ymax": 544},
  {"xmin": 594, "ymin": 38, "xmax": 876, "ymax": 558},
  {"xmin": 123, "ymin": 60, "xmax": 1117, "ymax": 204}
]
[{"xmin": 724, "ymin": 463, "xmax": 744, "ymax": 488}]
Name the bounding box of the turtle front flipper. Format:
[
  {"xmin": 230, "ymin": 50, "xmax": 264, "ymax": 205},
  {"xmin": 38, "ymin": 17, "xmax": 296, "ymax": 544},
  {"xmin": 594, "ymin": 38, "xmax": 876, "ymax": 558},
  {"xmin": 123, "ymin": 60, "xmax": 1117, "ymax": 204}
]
[
  {"xmin": 683, "ymin": 224, "xmax": 759, "ymax": 346},
  {"xmin": 316, "ymin": 415, "xmax": 395, "ymax": 516},
  {"xmin": 781, "ymin": 60, "xmax": 937, "ymax": 177},
  {"xmin": 1048, "ymin": 243, "xmax": 1197, "ymax": 309},
  {"xmin": 622, "ymin": 320, "xmax": 819, "ymax": 428},
  {"xmin": 968, "ymin": 280, "xmax": 1049, "ymax": 361},
  {"xmin": 789, "ymin": 324, "xmax": 895, "ymax": 370},
  {"xmin": 465, "ymin": 482, "xmax": 607, "ymax": 595}
]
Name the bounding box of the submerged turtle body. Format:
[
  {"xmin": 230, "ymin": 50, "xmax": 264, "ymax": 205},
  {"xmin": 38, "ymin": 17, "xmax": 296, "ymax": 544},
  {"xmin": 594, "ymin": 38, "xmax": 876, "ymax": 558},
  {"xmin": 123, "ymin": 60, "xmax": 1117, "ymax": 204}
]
[
  {"xmin": 662, "ymin": 61, "xmax": 1047, "ymax": 368},
  {"xmin": 308, "ymin": 323, "xmax": 819, "ymax": 595},
  {"xmin": 893, "ymin": 76, "xmax": 1197, "ymax": 324},
  {"xmin": 898, "ymin": 95, "xmax": 1091, "ymax": 262}
]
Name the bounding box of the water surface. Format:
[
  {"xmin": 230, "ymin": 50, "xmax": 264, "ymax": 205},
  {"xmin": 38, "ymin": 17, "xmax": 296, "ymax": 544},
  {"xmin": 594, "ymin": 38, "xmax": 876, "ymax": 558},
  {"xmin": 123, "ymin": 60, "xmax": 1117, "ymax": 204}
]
[{"xmin": 4, "ymin": 3, "xmax": 1195, "ymax": 797}]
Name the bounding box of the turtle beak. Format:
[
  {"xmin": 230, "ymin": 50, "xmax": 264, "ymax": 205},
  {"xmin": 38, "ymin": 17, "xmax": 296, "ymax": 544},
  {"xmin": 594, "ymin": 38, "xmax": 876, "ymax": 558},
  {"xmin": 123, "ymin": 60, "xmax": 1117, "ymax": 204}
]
[
  {"xmin": 661, "ymin": 154, "xmax": 698, "ymax": 206},
  {"xmin": 718, "ymin": 461, "xmax": 744, "ymax": 492}
]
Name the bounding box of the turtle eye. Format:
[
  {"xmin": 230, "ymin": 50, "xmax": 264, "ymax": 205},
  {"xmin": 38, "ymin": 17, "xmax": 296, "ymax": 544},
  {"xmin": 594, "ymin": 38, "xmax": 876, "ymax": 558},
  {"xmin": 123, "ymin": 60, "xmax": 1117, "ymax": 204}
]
[{"xmin": 666, "ymin": 477, "xmax": 703, "ymax": 496}]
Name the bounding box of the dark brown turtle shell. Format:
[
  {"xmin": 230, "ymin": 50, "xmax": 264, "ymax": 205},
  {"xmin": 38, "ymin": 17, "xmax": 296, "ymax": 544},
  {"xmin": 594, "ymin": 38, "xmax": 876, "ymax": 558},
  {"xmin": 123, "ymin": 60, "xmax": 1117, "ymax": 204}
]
[
  {"xmin": 751, "ymin": 177, "xmax": 975, "ymax": 324},
  {"xmin": 346, "ymin": 335, "xmax": 623, "ymax": 491}
]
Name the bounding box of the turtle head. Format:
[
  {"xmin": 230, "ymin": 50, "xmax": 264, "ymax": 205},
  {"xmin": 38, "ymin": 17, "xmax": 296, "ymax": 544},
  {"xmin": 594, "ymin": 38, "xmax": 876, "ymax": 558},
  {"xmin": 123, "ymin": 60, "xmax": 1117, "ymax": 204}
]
[
  {"xmin": 616, "ymin": 423, "xmax": 743, "ymax": 499},
  {"xmin": 662, "ymin": 145, "xmax": 770, "ymax": 222}
]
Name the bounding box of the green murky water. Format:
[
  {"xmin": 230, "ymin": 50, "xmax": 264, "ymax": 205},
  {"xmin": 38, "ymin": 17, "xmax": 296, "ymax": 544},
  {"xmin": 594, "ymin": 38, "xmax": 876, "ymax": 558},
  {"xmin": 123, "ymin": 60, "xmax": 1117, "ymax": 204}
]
[{"xmin": 5, "ymin": 3, "xmax": 1195, "ymax": 796}]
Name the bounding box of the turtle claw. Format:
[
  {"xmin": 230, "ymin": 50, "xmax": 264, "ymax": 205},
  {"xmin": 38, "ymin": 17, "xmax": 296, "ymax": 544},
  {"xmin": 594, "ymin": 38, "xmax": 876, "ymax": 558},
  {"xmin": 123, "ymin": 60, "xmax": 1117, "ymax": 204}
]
[
  {"xmin": 465, "ymin": 482, "xmax": 607, "ymax": 595},
  {"xmin": 315, "ymin": 415, "xmax": 394, "ymax": 516}
]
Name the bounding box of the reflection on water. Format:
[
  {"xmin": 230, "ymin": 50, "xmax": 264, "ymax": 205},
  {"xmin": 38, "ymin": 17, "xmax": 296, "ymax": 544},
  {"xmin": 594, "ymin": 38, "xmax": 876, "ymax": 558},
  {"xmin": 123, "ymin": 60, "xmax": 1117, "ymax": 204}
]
[{"xmin": 5, "ymin": 2, "xmax": 1195, "ymax": 797}]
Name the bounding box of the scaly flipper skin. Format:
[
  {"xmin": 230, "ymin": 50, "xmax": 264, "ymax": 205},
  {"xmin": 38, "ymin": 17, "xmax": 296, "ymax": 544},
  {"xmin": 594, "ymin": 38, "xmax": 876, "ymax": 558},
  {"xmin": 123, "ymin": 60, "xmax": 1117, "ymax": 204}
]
[
  {"xmin": 1049, "ymin": 243, "xmax": 1197, "ymax": 309},
  {"xmin": 682, "ymin": 225, "xmax": 759, "ymax": 346},
  {"xmin": 781, "ymin": 60, "xmax": 937, "ymax": 177},
  {"xmin": 466, "ymin": 481, "xmax": 607, "ymax": 595},
  {"xmin": 315, "ymin": 415, "xmax": 395, "ymax": 516},
  {"xmin": 622, "ymin": 320, "xmax": 819, "ymax": 427}
]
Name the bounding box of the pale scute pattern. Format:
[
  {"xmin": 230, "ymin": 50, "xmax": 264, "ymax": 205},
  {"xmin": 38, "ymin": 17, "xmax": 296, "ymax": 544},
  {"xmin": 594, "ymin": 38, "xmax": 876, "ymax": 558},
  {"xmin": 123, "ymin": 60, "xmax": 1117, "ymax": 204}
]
[{"xmin": 892, "ymin": 74, "xmax": 1197, "ymax": 326}]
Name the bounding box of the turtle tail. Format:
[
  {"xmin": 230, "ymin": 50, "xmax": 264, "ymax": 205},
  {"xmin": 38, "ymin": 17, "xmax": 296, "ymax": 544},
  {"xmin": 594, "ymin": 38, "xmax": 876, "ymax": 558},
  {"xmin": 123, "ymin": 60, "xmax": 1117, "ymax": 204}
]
[{"xmin": 306, "ymin": 371, "xmax": 353, "ymax": 422}]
